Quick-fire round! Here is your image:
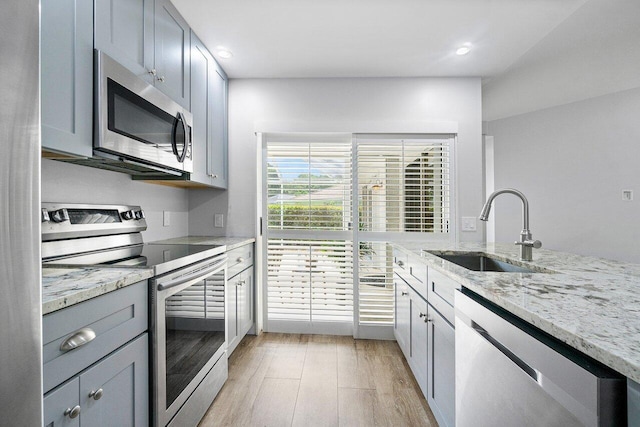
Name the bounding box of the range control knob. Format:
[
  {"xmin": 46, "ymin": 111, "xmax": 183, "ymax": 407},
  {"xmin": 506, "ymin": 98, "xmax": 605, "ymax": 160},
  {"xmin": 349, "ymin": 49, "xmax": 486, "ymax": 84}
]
[
  {"xmin": 134, "ymin": 209, "xmax": 145, "ymax": 220},
  {"xmin": 121, "ymin": 210, "xmax": 135, "ymax": 221},
  {"xmin": 50, "ymin": 209, "xmax": 69, "ymax": 223},
  {"xmin": 41, "ymin": 209, "xmax": 51, "ymax": 223}
]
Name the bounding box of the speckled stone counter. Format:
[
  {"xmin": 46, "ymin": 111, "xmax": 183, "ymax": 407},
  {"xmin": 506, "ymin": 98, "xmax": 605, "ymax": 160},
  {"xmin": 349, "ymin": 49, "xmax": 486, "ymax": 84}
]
[
  {"xmin": 392, "ymin": 241, "xmax": 640, "ymax": 383},
  {"xmin": 42, "ymin": 267, "xmax": 153, "ymax": 315},
  {"xmin": 152, "ymin": 236, "xmax": 255, "ymax": 251}
]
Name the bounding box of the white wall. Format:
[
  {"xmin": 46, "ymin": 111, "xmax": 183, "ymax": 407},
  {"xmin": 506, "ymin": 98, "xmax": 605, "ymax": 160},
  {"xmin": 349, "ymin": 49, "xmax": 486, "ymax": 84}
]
[
  {"xmin": 196, "ymin": 77, "xmax": 484, "ymax": 240},
  {"xmin": 42, "ymin": 159, "xmax": 189, "ymax": 242},
  {"xmin": 485, "ymin": 86, "xmax": 640, "ymax": 263}
]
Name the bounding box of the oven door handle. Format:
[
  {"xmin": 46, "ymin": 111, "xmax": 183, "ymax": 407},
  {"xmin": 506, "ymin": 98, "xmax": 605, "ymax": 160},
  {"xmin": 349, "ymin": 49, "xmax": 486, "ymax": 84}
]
[{"xmin": 157, "ymin": 257, "xmax": 227, "ymax": 291}]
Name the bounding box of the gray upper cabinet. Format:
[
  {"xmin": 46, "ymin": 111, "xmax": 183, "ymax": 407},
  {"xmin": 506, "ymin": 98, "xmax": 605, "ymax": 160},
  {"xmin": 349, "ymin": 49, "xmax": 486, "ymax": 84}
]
[
  {"xmin": 95, "ymin": 0, "xmax": 190, "ymax": 109},
  {"xmin": 189, "ymin": 32, "xmax": 229, "ymax": 188},
  {"xmin": 41, "ymin": 0, "xmax": 93, "ymax": 157},
  {"xmin": 209, "ymin": 63, "xmax": 228, "ymax": 188},
  {"xmin": 94, "ymin": 0, "xmax": 154, "ymax": 84},
  {"xmin": 154, "ymin": 0, "xmax": 190, "ymax": 109}
]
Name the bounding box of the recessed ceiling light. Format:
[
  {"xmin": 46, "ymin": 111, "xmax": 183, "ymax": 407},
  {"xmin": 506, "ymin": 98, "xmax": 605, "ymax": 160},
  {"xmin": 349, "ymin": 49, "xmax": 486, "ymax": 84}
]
[
  {"xmin": 216, "ymin": 48, "xmax": 233, "ymax": 59},
  {"xmin": 456, "ymin": 45, "xmax": 471, "ymax": 56}
]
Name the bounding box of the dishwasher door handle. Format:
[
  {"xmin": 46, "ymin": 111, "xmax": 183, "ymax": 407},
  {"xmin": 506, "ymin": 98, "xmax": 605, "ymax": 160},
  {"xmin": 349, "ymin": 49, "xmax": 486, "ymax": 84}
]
[{"xmin": 470, "ymin": 320, "xmax": 539, "ymax": 383}]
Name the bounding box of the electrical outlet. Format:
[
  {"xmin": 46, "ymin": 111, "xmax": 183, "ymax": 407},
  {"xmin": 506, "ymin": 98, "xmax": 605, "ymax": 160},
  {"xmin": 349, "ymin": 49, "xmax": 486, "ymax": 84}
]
[
  {"xmin": 622, "ymin": 190, "xmax": 633, "ymax": 201},
  {"xmin": 163, "ymin": 211, "xmax": 170, "ymax": 227},
  {"xmin": 214, "ymin": 213, "xmax": 224, "ymax": 228},
  {"xmin": 461, "ymin": 216, "xmax": 477, "ymax": 232}
]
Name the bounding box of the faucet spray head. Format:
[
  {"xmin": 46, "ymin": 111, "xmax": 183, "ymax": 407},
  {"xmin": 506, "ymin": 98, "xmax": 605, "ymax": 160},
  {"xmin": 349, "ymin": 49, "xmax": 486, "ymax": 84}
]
[{"xmin": 479, "ymin": 203, "xmax": 492, "ymax": 221}]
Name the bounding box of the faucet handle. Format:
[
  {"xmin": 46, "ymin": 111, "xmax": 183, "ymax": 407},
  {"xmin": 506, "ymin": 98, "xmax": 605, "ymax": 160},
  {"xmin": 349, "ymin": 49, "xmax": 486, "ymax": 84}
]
[{"xmin": 515, "ymin": 240, "xmax": 542, "ymax": 249}]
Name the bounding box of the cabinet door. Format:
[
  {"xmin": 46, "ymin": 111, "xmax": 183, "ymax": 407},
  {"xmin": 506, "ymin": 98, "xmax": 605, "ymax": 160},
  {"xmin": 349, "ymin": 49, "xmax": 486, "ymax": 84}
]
[
  {"xmin": 79, "ymin": 334, "xmax": 149, "ymax": 427},
  {"xmin": 189, "ymin": 32, "xmax": 213, "ymax": 185},
  {"xmin": 154, "ymin": 0, "xmax": 190, "ymax": 109},
  {"xmin": 410, "ymin": 291, "xmax": 428, "ymax": 397},
  {"xmin": 209, "ymin": 62, "xmax": 228, "ymax": 188},
  {"xmin": 394, "ymin": 277, "xmax": 410, "ymax": 360},
  {"xmin": 226, "ymin": 276, "xmax": 238, "ymax": 352},
  {"xmin": 427, "ymin": 305, "xmax": 455, "ymax": 427},
  {"xmin": 238, "ymin": 268, "xmax": 254, "ymax": 336},
  {"xmin": 41, "ymin": 0, "xmax": 93, "ymax": 157},
  {"xmin": 94, "ymin": 0, "xmax": 154, "ymax": 84},
  {"xmin": 43, "ymin": 378, "xmax": 80, "ymax": 427}
]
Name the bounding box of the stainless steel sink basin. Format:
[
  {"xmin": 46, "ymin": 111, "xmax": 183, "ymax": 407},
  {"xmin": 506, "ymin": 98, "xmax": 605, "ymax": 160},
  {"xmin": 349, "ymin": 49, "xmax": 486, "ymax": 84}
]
[{"xmin": 425, "ymin": 251, "xmax": 550, "ymax": 273}]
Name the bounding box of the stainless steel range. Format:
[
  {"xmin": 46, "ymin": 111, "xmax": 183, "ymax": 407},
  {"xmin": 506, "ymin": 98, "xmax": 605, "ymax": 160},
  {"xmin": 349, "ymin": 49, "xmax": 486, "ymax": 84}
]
[{"xmin": 42, "ymin": 203, "xmax": 228, "ymax": 427}]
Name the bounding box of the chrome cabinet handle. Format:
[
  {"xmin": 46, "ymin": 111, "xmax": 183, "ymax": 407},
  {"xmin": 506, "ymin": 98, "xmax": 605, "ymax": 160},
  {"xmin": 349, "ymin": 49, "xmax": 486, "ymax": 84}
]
[
  {"xmin": 397, "ymin": 260, "xmax": 404, "ymax": 267},
  {"xmin": 424, "ymin": 316, "xmax": 433, "ymax": 323},
  {"xmin": 148, "ymin": 68, "xmax": 157, "ymax": 76},
  {"xmin": 89, "ymin": 388, "xmax": 104, "ymax": 401},
  {"xmin": 237, "ymin": 280, "xmax": 245, "ymax": 287},
  {"xmin": 64, "ymin": 406, "xmax": 81, "ymax": 419},
  {"xmin": 157, "ymin": 75, "xmax": 165, "ymax": 82},
  {"xmin": 237, "ymin": 257, "xmax": 245, "ymax": 263},
  {"xmin": 60, "ymin": 328, "xmax": 96, "ymax": 352},
  {"xmin": 401, "ymin": 291, "xmax": 408, "ymax": 296},
  {"xmin": 419, "ymin": 312, "xmax": 427, "ymax": 318}
]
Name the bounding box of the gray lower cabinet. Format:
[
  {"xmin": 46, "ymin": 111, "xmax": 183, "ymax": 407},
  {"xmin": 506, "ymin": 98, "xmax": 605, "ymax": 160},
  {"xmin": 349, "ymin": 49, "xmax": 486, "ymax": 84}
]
[
  {"xmin": 226, "ymin": 243, "xmax": 255, "ymax": 354},
  {"xmin": 189, "ymin": 32, "xmax": 228, "ymax": 188},
  {"xmin": 44, "ymin": 334, "xmax": 149, "ymax": 427},
  {"xmin": 394, "ymin": 276, "xmax": 411, "ymax": 361},
  {"xmin": 427, "ymin": 303, "xmax": 455, "ymax": 427},
  {"xmin": 95, "ymin": 0, "xmax": 191, "ymax": 109},
  {"xmin": 393, "ymin": 246, "xmax": 456, "ymax": 427},
  {"xmin": 409, "ymin": 288, "xmax": 428, "ymax": 397},
  {"xmin": 43, "ymin": 281, "xmax": 149, "ymax": 426},
  {"xmin": 41, "ymin": 0, "xmax": 93, "ymax": 157}
]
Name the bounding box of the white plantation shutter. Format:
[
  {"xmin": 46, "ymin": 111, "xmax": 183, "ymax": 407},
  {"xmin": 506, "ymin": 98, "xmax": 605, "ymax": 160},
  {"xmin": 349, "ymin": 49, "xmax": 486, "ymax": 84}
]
[
  {"xmin": 357, "ymin": 135, "xmax": 452, "ymax": 234},
  {"xmin": 265, "ymin": 134, "xmax": 354, "ymax": 332},
  {"xmin": 267, "ymin": 239, "xmax": 353, "ymax": 322},
  {"xmin": 356, "ymin": 134, "xmax": 454, "ymax": 325}
]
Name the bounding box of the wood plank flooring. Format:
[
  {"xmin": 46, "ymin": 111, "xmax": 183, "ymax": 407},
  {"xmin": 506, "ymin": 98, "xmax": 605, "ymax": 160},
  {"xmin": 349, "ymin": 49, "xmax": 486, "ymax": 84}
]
[{"xmin": 199, "ymin": 333, "xmax": 438, "ymax": 427}]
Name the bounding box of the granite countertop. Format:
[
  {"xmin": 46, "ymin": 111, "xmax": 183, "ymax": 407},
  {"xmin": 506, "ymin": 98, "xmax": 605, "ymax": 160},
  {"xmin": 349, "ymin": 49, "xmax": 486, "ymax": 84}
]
[
  {"xmin": 393, "ymin": 241, "xmax": 640, "ymax": 383},
  {"xmin": 42, "ymin": 266, "xmax": 153, "ymax": 315},
  {"xmin": 152, "ymin": 236, "xmax": 255, "ymax": 251}
]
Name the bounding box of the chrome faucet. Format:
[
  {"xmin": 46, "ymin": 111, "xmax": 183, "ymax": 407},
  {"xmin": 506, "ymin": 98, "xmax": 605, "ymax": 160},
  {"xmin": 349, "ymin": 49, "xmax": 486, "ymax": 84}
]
[{"xmin": 479, "ymin": 188, "xmax": 542, "ymax": 261}]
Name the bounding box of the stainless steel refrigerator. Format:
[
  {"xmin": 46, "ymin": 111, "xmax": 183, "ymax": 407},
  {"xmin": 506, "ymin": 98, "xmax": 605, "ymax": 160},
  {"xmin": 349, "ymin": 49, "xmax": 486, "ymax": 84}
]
[{"xmin": 0, "ymin": 0, "xmax": 42, "ymax": 425}]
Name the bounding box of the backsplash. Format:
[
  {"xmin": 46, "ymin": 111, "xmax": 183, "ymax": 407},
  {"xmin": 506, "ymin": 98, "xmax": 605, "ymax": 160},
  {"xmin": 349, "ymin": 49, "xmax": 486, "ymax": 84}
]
[{"xmin": 41, "ymin": 159, "xmax": 189, "ymax": 242}]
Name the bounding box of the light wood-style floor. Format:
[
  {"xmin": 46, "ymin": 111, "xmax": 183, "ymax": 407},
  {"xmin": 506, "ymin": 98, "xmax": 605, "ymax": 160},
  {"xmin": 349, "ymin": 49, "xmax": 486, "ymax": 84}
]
[{"xmin": 199, "ymin": 333, "xmax": 438, "ymax": 427}]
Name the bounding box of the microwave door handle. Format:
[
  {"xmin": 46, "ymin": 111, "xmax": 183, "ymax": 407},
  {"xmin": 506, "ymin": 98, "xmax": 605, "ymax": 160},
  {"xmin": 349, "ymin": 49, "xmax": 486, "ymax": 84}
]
[{"xmin": 172, "ymin": 112, "xmax": 188, "ymax": 163}]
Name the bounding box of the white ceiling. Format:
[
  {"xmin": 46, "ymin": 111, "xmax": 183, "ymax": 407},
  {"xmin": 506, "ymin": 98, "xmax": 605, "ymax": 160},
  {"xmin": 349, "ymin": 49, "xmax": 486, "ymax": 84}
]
[{"xmin": 173, "ymin": 0, "xmax": 588, "ymax": 79}]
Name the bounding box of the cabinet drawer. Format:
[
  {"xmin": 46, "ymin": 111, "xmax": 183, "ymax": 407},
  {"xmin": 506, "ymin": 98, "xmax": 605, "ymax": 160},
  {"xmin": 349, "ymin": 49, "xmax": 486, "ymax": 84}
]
[
  {"xmin": 227, "ymin": 244, "xmax": 254, "ymax": 278},
  {"xmin": 427, "ymin": 269, "xmax": 458, "ymax": 324},
  {"xmin": 393, "ymin": 248, "xmax": 408, "ymax": 271},
  {"xmin": 43, "ymin": 281, "xmax": 148, "ymax": 393}
]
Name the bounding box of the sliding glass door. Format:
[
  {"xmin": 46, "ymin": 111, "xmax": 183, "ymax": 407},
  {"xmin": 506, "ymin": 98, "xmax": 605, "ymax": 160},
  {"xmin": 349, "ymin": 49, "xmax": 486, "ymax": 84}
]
[{"xmin": 262, "ymin": 133, "xmax": 454, "ymax": 336}]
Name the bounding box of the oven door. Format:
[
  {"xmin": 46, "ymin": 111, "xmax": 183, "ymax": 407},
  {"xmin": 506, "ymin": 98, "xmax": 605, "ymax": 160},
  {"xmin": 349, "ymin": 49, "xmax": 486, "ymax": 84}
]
[
  {"xmin": 95, "ymin": 50, "xmax": 193, "ymax": 173},
  {"xmin": 152, "ymin": 255, "xmax": 227, "ymax": 427}
]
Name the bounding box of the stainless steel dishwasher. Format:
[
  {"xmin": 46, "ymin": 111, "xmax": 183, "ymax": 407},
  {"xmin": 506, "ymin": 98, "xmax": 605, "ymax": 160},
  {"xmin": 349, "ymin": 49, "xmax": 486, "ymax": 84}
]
[{"xmin": 455, "ymin": 289, "xmax": 626, "ymax": 427}]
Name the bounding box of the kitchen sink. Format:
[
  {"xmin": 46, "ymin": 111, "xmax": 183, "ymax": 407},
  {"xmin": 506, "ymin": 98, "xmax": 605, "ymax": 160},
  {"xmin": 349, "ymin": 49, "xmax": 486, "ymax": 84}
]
[{"xmin": 425, "ymin": 251, "xmax": 551, "ymax": 273}]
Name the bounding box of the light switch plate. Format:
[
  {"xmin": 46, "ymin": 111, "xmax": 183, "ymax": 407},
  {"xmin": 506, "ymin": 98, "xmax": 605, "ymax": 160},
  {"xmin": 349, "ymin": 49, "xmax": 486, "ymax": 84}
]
[
  {"xmin": 461, "ymin": 216, "xmax": 477, "ymax": 232},
  {"xmin": 163, "ymin": 211, "xmax": 170, "ymax": 227},
  {"xmin": 214, "ymin": 213, "xmax": 224, "ymax": 228}
]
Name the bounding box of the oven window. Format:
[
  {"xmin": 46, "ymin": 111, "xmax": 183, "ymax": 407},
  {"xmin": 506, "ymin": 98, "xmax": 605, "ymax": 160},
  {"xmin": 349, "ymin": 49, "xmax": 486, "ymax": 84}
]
[
  {"xmin": 165, "ymin": 272, "xmax": 225, "ymax": 408},
  {"xmin": 107, "ymin": 78, "xmax": 177, "ymax": 155}
]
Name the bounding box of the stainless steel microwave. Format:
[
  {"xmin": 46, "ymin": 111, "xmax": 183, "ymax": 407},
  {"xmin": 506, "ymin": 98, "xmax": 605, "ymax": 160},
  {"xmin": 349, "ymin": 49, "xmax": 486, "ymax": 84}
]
[{"xmin": 94, "ymin": 50, "xmax": 193, "ymax": 174}]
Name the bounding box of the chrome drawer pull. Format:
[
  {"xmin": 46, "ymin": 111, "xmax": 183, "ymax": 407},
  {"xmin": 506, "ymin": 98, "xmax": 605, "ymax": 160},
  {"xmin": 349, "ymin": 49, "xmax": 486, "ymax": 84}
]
[
  {"xmin": 64, "ymin": 405, "xmax": 81, "ymax": 419},
  {"xmin": 237, "ymin": 257, "xmax": 245, "ymax": 263},
  {"xmin": 397, "ymin": 260, "xmax": 404, "ymax": 267},
  {"xmin": 89, "ymin": 388, "xmax": 104, "ymax": 401},
  {"xmin": 237, "ymin": 280, "xmax": 245, "ymax": 287},
  {"xmin": 60, "ymin": 328, "xmax": 96, "ymax": 352},
  {"xmin": 401, "ymin": 291, "xmax": 408, "ymax": 296}
]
